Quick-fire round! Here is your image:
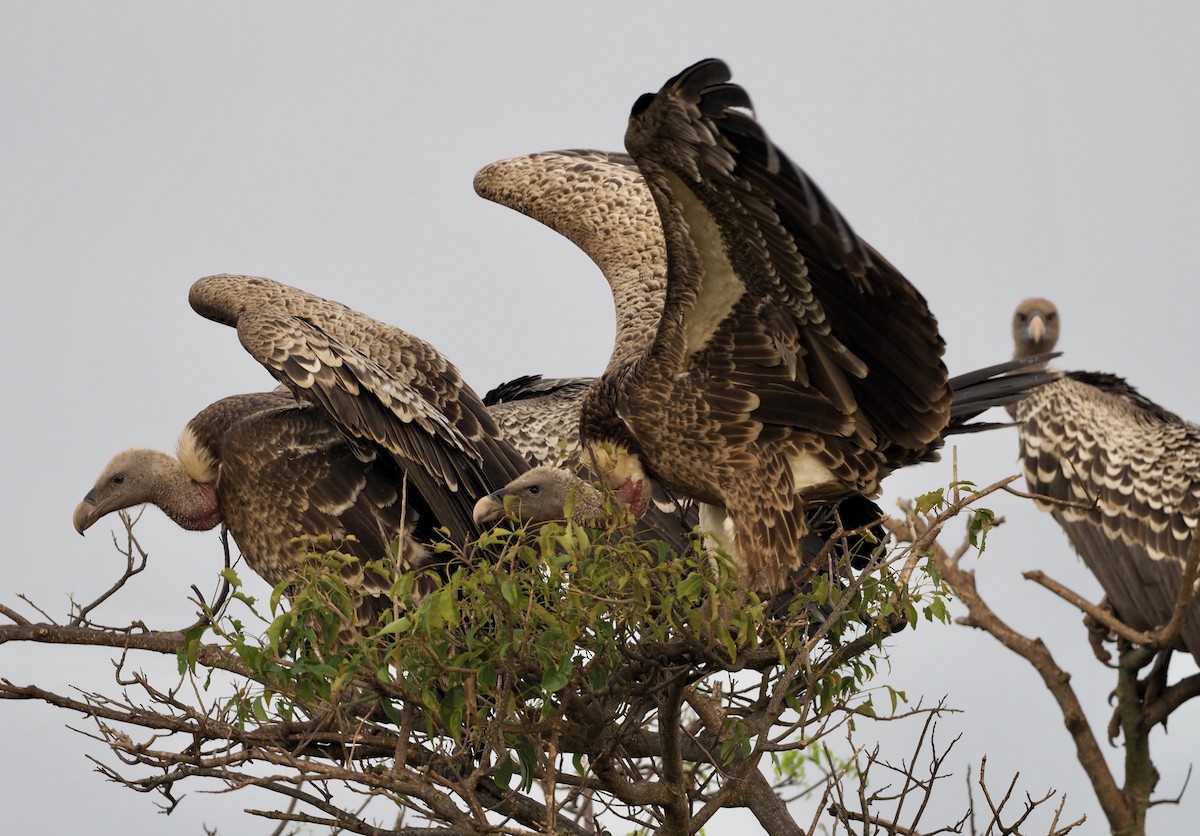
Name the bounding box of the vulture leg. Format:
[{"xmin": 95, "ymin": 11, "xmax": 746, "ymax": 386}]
[
  {"xmin": 1084, "ymin": 600, "xmax": 1117, "ymax": 665},
  {"xmin": 1140, "ymin": 648, "xmax": 1174, "ymax": 715},
  {"xmin": 1106, "ymin": 644, "xmax": 1174, "ymax": 743}
]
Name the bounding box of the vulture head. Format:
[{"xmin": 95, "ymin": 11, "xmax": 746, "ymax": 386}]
[
  {"xmin": 73, "ymin": 446, "xmax": 221, "ymax": 535},
  {"xmin": 472, "ymin": 466, "xmax": 608, "ymax": 527},
  {"xmin": 1012, "ymin": 298, "xmax": 1060, "ymax": 359}
]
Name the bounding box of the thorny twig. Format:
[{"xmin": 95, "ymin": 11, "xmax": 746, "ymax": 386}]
[
  {"xmin": 1, "ymin": 474, "xmax": 1099, "ymax": 834},
  {"xmin": 887, "ymin": 487, "xmax": 1200, "ymax": 834},
  {"xmin": 70, "ymin": 510, "xmax": 151, "ymax": 627}
]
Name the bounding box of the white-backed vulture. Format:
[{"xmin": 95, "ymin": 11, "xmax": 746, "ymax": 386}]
[
  {"xmin": 473, "ymin": 70, "xmax": 1056, "ymax": 596},
  {"xmin": 1012, "ymin": 298, "xmax": 1200, "ymax": 663},
  {"xmin": 1012, "ymin": 297, "xmax": 1060, "ymax": 362},
  {"xmin": 74, "ymin": 276, "xmax": 531, "ymax": 623}
]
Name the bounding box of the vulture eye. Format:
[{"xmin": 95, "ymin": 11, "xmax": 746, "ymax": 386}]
[
  {"xmin": 112, "ymin": 474, "xmax": 126, "ymax": 486},
  {"xmin": 1046, "ymin": 312, "xmax": 1057, "ymax": 321},
  {"xmin": 528, "ymin": 485, "xmax": 541, "ymax": 496},
  {"xmin": 1016, "ymin": 312, "xmax": 1028, "ymax": 323}
]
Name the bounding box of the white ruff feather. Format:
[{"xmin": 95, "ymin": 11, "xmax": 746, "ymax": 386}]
[{"xmin": 176, "ymin": 426, "xmax": 217, "ymax": 483}]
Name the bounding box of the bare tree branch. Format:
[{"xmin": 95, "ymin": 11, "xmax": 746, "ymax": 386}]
[{"xmin": 4, "ymin": 484, "xmax": 1094, "ymax": 834}]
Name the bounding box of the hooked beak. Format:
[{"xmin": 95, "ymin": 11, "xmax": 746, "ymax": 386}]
[
  {"xmin": 1027, "ymin": 314, "xmax": 1045, "ymax": 346},
  {"xmin": 472, "ymin": 493, "xmax": 506, "ymax": 527},
  {"xmin": 73, "ymin": 489, "xmax": 99, "ymax": 535}
]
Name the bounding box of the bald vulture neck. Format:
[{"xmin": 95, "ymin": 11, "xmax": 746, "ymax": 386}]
[{"xmin": 146, "ymin": 450, "xmax": 222, "ymax": 531}]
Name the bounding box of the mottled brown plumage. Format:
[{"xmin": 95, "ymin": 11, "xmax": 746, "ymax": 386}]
[
  {"xmin": 484, "ymin": 375, "xmax": 593, "ymax": 468},
  {"xmin": 481, "ymin": 63, "xmax": 951, "ymax": 594},
  {"xmin": 1012, "ymin": 301, "xmax": 1200, "ymax": 662},
  {"xmin": 76, "ymin": 277, "xmax": 531, "ymax": 625},
  {"xmin": 190, "ymin": 275, "xmax": 531, "ymax": 541},
  {"xmin": 474, "ymin": 151, "xmax": 667, "ymax": 378},
  {"xmin": 475, "ymin": 361, "xmax": 1051, "ymax": 572},
  {"xmin": 475, "ymin": 140, "xmax": 1053, "ymax": 595},
  {"xmin": 587, "ymin": 59, "xmax": 960, "ymax": 594}
]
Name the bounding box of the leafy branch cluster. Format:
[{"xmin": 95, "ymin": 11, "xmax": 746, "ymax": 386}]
[{"xmin": 0, "ymin": 485, "xmax": 1090, "ymax": 834}]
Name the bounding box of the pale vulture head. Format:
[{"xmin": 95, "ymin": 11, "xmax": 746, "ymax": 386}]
[
  {"xmin": 1012, "ymin": 298, "xmax": 1060, "ymax": 359},
  {"xmin": 73, "ymin": 447, "xmax": 220, "ymax": 534},
  {"xmin": 472, "ymin": 466, "xmax": 607, "ymax": 527}
]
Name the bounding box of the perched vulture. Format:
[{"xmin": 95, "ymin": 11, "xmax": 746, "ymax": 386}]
[
  {"xmin": 475, "ymin": 150, "xmax": 887, "ymax": 576},
  {"xmin": 474, "ymin": 362, "xmax": 1049, "ymax": 563},
  {"xmin": 74, "ymin": 275, "xmax": 531, "ymax": 624},
  {"xmin": 1012, "ymin": 298, "xmax": 1200, "ymax": 663},
  {"xmin": 482, "ymin": 374, "xmax": 698, "ymax": 553},
  {"xmin": 473, "ymin": 66, "xmax": 1055, "ymax": 596},
  {"xmin": 1012, "ymin": 297, "xmax": 1060, "ymax": 363}
]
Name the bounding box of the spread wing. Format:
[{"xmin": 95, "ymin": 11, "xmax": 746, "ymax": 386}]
[
  {"xmin": 474, "ymin": 151, "xmax": 666, "ymax": 373},
  {"xmin": 623, "ymin": 58, "xmax": 951, "ymax": 464},
  {"xmin": 191, "ymin": 275, "xmax": 529, "ymax": 545}
]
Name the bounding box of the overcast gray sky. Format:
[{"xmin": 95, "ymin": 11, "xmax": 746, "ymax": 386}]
[{"xmin": 4, "ymin": 2, "xmax": 1200, "ymax": 833}]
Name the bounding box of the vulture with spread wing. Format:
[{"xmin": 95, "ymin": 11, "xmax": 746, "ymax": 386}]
[
  {"xmin": 473, "ymin": 72, "xmax": 1055, "ymax": 596},
  {"xmin": 74, "ymin": 275, "xmax": 531, "ymax": 623},
  {"xmin": 475, "ymin": 150, "xmax": 886, "ymax": 568},
  {"xmin": 1012, "ymin": 298, "xmax": 1200, "ymax": 662}
]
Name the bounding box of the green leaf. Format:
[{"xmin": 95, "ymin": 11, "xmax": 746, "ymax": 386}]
[
  {"xmin": 924, "ymin": 597, "xmax": 949, "ymax": 624},
  {"xmin": 494, "ymin": 754, "xmax": 515, "ymax": 788},
  {"xmin": 331, "ymin": 667, "xmax": 358, "ymax": 693},
  {"xmin": 269, "ymin": 580, "xmax": 287, "ymax": 616},
  {"xmin": 177, "ymin": 623, "xmax": 207, "ymax": 674},
  {"xmin": 675, "ymin": 574, "xmax": 704, "ymax": 599},
  {"xmin": 914, "ymin": 488, "xmax": 946, "ymax": 515},
  {"xmin": 968, "ymin": 507, "xmax": 996, "ymax": 550},
  {"xmin": 421, "ymin": 689, "xmax": 441, "ymax": 714},
  {"xmin": 513, "ymin": 737, "xmax": 537, "ymax": 791},
  {"xmin": 437, "ymin": 592, "xmax": 458, "ymax": 627},
  {"xmin": 541, "ymin": 664, "xmax": 570, "ymax": 693},
  {"xmin": 378, "ymin": 616, "xmax": 412, "ymax": 636},
  {"xmin": 379, "ymin": 700, "xmax": 405, "ymax": 725},
  {"xmin": 440, "ymin": 685, "xmax": 466, "ymax": 739}
]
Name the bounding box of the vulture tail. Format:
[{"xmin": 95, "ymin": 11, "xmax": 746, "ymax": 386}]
[
  {"xmin": 483, "ymin": 375, "xmax": 594, "ymax": 406},
  {"xmin": 946, "ymin": 352, "xmax": 1062, "ymax": 434}
]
